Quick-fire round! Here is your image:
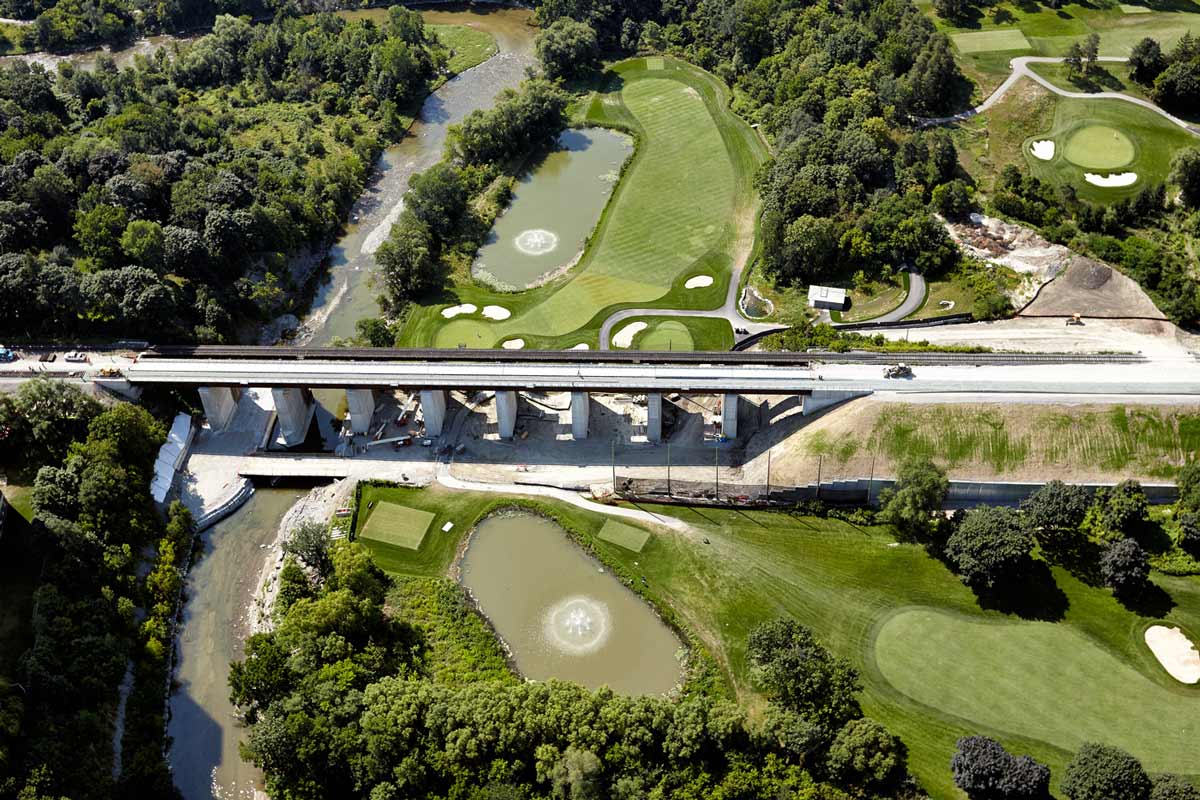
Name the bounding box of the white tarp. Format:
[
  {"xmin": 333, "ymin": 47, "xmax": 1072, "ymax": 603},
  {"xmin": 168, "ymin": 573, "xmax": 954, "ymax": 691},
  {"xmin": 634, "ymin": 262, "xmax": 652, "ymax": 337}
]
[{"xmin": 151, "ymin": 414, "xmax": 194, "ymax": 503}]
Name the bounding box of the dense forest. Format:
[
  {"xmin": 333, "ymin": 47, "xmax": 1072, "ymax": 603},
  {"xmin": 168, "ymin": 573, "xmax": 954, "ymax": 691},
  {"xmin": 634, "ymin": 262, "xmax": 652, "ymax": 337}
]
[
  {"xmin": 0, "ymin": 380, "xmax": 196, "ymax": 799},
  {"xmin": 0, "ymin": 6, "xmax": 448, "ymax": 342}
]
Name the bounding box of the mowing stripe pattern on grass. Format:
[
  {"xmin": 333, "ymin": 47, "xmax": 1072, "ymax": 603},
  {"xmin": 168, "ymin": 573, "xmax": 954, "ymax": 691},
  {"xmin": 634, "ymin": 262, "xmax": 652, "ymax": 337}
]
[
  {"xmin": 359, "ymin": 502, "xmax": 436, "ymax": 550},
  {"xmin": 953, "ymin": 29, "xmax": 1033, "ymax": 53},
  {"xmin": 597, "ymin": 519, "xmax": 652, "ymax": 552}
]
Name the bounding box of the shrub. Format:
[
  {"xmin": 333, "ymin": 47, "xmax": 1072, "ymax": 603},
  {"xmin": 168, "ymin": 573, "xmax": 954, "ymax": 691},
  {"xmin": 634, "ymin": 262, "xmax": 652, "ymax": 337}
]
[{"xmin": 1061, "ymin": 743, "xmax": 1151, "ymax": 800}]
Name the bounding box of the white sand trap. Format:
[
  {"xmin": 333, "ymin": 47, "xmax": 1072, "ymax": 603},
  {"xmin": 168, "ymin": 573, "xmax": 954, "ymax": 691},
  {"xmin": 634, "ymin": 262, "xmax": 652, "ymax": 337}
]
[
  {"xmin": 1030, "ymin": 140, "xmax": 1055, "ymax": 160},
  {"xmin": 1085, "ymin": 172, "xmax": 1138, "ymax": 187},
  {"xmin": 441, "ymin": 303, "xmax": 478, "ymax": 319},
  {"xmin": 684, "ymin": 275, "xmax": 714, "ymax": 289},
  {"xmin": 570, "ymin": 343, "xmax": 590, "ymax": 350},
  {"xmin": 1145, "ymin": 626, "xmax": 1200, "ymax": 683},
  {"xmin": 612, "ymin": 321, "xmax": 647, "ymax": 348},
  {"xmin": 501, "ymin": 338, "xmax": 525, "ymax": 350},
  {"xmin": 482, "ymin": 305, "xmax": 511, "ymax": 320}
]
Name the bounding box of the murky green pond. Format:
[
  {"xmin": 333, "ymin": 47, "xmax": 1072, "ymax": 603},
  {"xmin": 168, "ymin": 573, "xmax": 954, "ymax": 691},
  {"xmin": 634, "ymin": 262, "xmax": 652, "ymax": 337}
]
[
  {"xmin": 459, "ymin": 512, "xmax": 682, "ymax": 696},
  {"xmin": 472, "ymin": 127, "xmax": 632, "ymax": 290}
]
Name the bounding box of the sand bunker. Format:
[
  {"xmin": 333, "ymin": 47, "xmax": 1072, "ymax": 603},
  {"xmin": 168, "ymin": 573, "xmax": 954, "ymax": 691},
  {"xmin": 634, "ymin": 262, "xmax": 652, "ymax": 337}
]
[
  {"xmin": 501, "ymin": 338, "xmax": 525, "ymax": 350},
  {"xmin": 570, "ymin": 343, "xmax": 590, "ymax": 350},
  {"xmin": 441, "ymin": 304, "xmax": 478, "ymax": 319},
  {"xmin": 1084, "ymin": 172, "xmax": 1138, "ymax": 188},
  {"xmin": 612, "ymin": 321, "xmax": 647, "ymax": 348},
  {"xmin": 1144, "ymin": 626, "xmax": 1200, "ymax": 684},
  {"xmin": 684, "ymin": 275, "xmax": 714, "ymax": 289},
  {"xmin": 1030, "ymin": 140, "xmax": 1055, "ymax": 161},
  {"xmin": 482, "ymin": 305, "xmax": 511, "ymax": 320}
]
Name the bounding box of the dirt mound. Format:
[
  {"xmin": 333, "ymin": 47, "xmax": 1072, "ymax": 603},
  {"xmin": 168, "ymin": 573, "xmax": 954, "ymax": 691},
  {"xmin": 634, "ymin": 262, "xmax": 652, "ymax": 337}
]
[
  {"xmin": 1022, "ymin": 256, "xmax": 1166, "ymax": 319},
  {"xmin": 1066, "ymin": 257, "xmax": 1112, "ymax": 290}
]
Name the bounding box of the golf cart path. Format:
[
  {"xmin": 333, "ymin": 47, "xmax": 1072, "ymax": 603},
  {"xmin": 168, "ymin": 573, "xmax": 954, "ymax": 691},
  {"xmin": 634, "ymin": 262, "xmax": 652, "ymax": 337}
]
[
  {"xmin": 919, "ymin": 56, "xmax": 1200, "ymax": 135},
  {"xmin": 597, "ymin": 255, "xmax": 785, "ymax": 350},
  {"xmin": 870, "ymin": 272, "xmax": 927, "ymax": 324}
]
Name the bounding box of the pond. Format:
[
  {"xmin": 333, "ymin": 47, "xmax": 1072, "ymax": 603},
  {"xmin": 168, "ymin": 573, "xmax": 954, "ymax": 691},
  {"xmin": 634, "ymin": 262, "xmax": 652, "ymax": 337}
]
[
  {"xmin": 458, "ymin": 512, "xmax": 683, "ymax": 696},
  {"xmin": 472, "ymin": 127, "xmax": 633, "ymax": 290}
]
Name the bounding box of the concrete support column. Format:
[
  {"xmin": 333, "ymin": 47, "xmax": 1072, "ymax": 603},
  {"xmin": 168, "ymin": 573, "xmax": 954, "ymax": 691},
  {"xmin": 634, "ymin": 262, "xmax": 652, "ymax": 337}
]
[
  {"xmin": 271, "ymin": 387, "xmax": 314, "ymax": 447},
  {"xmin": 646, "ymin": 392, "xmax": 663, "ymax": 443},
  {"xmin": 570, "ymin": 391, "xmax": 590, "ymax": 440},
  {"xmin": 496, "ymin": 391, "xmax": 518, "ymax": 439},
  {"xmin": 345, "ymin": 389, "xmax": 376, "ymax": 435},
  {"xmin": 420, "ymin": 389, "xmax": 447, "ymax": 437},
  {"xmin": 198, "ymin": 386, "xmax": 239, "ymax": 431},
  {"xmin": 802, "ymin": 390, "xmax": 870, "ymax": 417},
  {"xmin": 721, "ymin": 393, "xmax": 739, "ymax": 439}
]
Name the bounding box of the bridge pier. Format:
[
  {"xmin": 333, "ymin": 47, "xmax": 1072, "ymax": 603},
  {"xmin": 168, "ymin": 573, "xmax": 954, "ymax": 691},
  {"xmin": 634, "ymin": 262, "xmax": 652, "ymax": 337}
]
[
  {"xmin": 646, "ymin": 393, "xmax": 662, "ymax": 443},
  {"xmin": 496, "ymin": 391, "xmax": 518, "ymax": 439},
  {"xmin": 198, "ymin": 386, "xmax": 240, "ymax": 431},
  {"xmin": 420, "ymin": 389, "xmax": 447, "ymax": 437},
  {"xmin": 721, "ymin": 393, "xmax": 739, "ymax": 439},
  {"xmin": 345, "ymin": 389, "xmax": 376, "ymax": 435},
  {"xmin": 271, "ymin": 387, "xmax": 315, "ymax": 447},
  {"xmin": 571, "ymin": 392, "xmax": 589, "ymax": 440}
]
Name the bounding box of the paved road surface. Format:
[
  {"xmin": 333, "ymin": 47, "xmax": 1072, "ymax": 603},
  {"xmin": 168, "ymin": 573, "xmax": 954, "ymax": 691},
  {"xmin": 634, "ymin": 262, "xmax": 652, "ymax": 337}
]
[
  {"xmin": 919, "ymin": 56, "xmax": 1200, "ymax": 135},
  {"xmin": 844, "ymin": 271, "xmax": 926, "ymax": 325}
]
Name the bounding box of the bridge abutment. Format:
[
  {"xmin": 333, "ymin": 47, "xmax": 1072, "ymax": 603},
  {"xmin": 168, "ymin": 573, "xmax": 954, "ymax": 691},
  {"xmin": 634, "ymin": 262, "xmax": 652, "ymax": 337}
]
[
  {"xmin": 803, "ymin": 390, "xmax": 869, "ymax": 416},
  {"xmin": 721, "ymin": 393, "xmax": 739, "ymax": 439},
  {"xmin": 646, "ymin": 393, "xmax": 662, "ymax": 443}
]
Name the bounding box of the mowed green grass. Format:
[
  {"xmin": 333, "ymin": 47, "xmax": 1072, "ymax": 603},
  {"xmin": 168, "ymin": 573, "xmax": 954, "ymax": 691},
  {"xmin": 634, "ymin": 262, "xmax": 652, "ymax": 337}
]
[
  {"xmin": 597, "ymin": 518, "xmax": 651, "ymax": 552},
  {"xmin": 359, "ymin": 501, "xmax": 436, "ymax": 551},
  {"xmin": 429, "ymin": 24, "xmax": 497, "ymax": 75},
  {"xmin": 614, "ymin": 315, "xmax": 734, "ymax": 351},
  {"xmin": 1061, "ymin": 124, "xmax": 1137, "ymax": 169},
  {"xmin": 874, "ymin": 608, "xmax": 1199, "ymax": 772},
  {"xmin": 356, "ymin": 484, "xmax": 1200, "ymax": 797},
  {"xmin": 1022, "ymin": 95, "xmax": 1199, "ymax": 201},
  {"xmin": 953, "ymin": 28, "xmax": 1032, "ymax": 53},
  {"xmin": 426, "ymin": 57, "xmax": 766, "ymax": 349}
]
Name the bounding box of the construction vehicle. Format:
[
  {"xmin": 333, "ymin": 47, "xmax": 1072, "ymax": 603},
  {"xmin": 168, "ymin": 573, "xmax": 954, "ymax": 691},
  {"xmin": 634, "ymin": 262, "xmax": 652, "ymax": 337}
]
[
  {"xmin": 1066, "ymin": 313, "xmax": 1083, "ymax": 326},
  {"xmin": 883, "ymin": 363, "xmax": 913, "ymax": 379}
]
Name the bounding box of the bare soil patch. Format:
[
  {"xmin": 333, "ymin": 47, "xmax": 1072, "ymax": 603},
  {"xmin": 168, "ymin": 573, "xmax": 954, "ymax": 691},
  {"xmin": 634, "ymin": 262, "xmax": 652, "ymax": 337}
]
[{"xmin": 1022, "ymin": 255, "xmax": 1167, "ymax": 319}]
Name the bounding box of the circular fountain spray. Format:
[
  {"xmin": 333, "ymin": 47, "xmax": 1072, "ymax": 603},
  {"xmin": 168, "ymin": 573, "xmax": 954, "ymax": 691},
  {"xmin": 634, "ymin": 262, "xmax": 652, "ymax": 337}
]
[
  {"xmin": 544, "ymin": 596, "xmax": 611, "ymax": 655},
  {"xmin": 514, "ymin": 228, "xmax": 559, "ymax": 255}
]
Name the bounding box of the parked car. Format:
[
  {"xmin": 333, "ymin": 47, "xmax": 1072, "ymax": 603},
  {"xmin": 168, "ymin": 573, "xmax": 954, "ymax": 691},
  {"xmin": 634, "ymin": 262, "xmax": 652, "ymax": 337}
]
[
  {"xmin": 0, "ymin": 347, "xmax": 14, "ymax": 362},
  {"xmin": 64, "ymin": 351, "xmax": 89, "ymax": 363},
  {"xmin": 38, "ymin": 352, "xmax": 56, "ymax": 362}
]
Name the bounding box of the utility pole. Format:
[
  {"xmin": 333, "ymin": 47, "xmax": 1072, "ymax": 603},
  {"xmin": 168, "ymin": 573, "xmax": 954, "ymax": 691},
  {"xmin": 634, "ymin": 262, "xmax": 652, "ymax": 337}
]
[
  {"xmin": 611, "ymin": 437, "xmax": 616, "ymax": 492},
  {"xmin": 667, "ymin": 442, "xmax": 672, "ymax": 497},
  {"xmin": 766, "ymin": 447, "xmax": 772, "ymax": 502},
  {"xmin": 867, "ymin": 454, "xmax": 876, "ymax": 506},
  {"xmin": 815, "ymin": 454, "xmax": 823, "ymax": 501},
  {"xmin": 714, "ymin": 443, "xmax": 720, "ymax": 501}
]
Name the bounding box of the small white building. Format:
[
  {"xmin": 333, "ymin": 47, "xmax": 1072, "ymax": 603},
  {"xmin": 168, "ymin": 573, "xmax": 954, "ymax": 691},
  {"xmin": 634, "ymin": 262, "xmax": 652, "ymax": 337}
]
[{"xmin": 808, "ymin": 285, "xmax": 847, "ymax": 311}]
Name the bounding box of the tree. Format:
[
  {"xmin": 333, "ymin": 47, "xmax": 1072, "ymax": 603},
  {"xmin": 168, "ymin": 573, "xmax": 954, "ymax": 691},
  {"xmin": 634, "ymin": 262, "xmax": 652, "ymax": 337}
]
[
  {"xmin": 877, "ymin": 458, "xmax": 949, "ymax": 541},
  {"xmin": 1154, "ymin": 62, "xmax": 1200, "ymax": 116},
  {"xmin": 1177, "ymin": 461, "xmax": 1200, "ymax": 512},
  {"xmin": 0, "ymin": 377, "xmax": 100, "ymax": 471},
  {"xmin": 1061, "ymin": 743, "xmax": 1151, "ymax": 800},
  {"xmin": 376, "ymin": 211, "xmax": 440, "ymax": 310},
  {"xmin": 548, "ymin": 746, "xmax": 602, "ymax": 800},
  {"xmin": 1129, "ymin": 37, "xmax": 1166, "ymax": 85},
  {"xmin": 746, "ymin": 618, "xmax": 861, "ymax": 732},
  {"xmin": 1171, "ymin": 149, "xmax": 1200, "ymax": 210},
  {"xmin": 536, "ymin": 18, "xmax": 600, "ymax": 81},
  {"xmin": 933, "ymin": 180, "xmax": 974, "ymax": 220},
  {"xmin": 86, "ymin": 402, "xmax": 166, "ymax": 475},
  {"xmin": 827, "ymin": 718, "xmax": 906, "ymax": 791},
  {"xmin": 1021, "ymin": 481, "xmax": 1091, "ymax": 544},
  {"xmin": 120, "ymin": 220, "xmax": 165, "ymax": 272},
  {"xmin": 951, "ymin": 736, "xmax": 1051, "ymax": 799},
  {"xmin": 228, "ymin": 633, "xmax": 293, "ymax": 724},
  {"xmin": 282, "ymin": 520, "xmax": 333, "ymax": 580},
  {"xmin": 944, "ymin": 506, "xmax": 1035, "ymax": 589},
  {"xmin": 1100, "ymin": 538, "xmax": 1150, "ymax": 599},
  {"xmin": 1064, "ymin": 42, "xmax": 1084, "ymax": 76},
  {"xmin": 275, "ymin": 557, "xmax": 312, "ymax": 615},
  {"xmin": 1179, "ymin": 511, "xmax": 1200, "ymax": 557},
  {"xmin": 1150, "ymin": 774, "xmax": 1200, "ymax": 800},
  {"xmin": 405, "ymin": 163, "xmax": 469, "ymax": 241},
  {"xmin": 328, "ymin": 541, "xmax": 389, "ymax": 606},
  {"xmin": 1090, "ymin": 480, "xmax": 1149, "ymax": 540},
  {"xmin": 1083, "ymin": 33, "xmax": 1101, "ymax": 72},
  {"xmin": 73, "ymin": 204, "xmax": 129, "ymax": 266},
  {"xmin": 932, "ymin": 0, "xmax": 967, "ymax": 21}
]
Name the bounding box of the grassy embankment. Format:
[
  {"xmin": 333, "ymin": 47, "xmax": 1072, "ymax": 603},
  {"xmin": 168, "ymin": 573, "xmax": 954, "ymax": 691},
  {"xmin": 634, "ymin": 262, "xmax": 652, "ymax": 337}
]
[
  {"xmin": 399, "ymin": 56, "xmax": 766, "ymax": 349},
  {"xmin": 353, "ymin": 481, "xmax": 1200, "ymax": 798}
]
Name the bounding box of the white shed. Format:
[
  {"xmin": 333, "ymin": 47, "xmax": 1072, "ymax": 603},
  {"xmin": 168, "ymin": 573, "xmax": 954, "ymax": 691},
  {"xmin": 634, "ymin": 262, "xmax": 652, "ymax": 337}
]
[{"xmin": 807, "ymin": 285, "xmax": 847, "ymax": 311}]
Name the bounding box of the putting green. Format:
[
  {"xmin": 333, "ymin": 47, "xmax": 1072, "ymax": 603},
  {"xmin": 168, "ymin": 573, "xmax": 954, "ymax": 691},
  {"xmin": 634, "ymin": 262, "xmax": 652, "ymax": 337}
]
[
  {"xmin": 359, "ymin": 502, "xmax": 436, "ymax": 551},
  {"xmin": 636, "ymin": 320, "xmax": 694, "ymax": 351},
  {"xmin": 873, "ymin": 607, "xmax": 1200, "ymax": 773},
  {"xmin": 1062, "ymin": 124, "xmax": 1136, "ymax": 169}
]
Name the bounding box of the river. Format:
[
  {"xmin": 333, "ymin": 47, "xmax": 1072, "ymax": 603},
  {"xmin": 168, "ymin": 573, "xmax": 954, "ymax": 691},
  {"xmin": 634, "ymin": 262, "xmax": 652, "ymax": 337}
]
[{"xmin": 162, "ymin": 7, "xmax": 537, "ymax": 799}]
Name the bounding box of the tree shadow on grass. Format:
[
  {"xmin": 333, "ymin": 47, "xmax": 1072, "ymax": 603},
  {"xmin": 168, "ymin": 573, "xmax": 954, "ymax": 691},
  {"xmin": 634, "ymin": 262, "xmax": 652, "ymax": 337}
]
[
  {"xmin": 1118, "ymin": 582, "xmax": 1175, "ymax": 618},
  {"xmin": 973, "ymin": 562, "xmax": 1070, "ymax": 622},
  {"xmin": 1041, "ymin": 533, "xmax": 1105, "ymax": 587}
]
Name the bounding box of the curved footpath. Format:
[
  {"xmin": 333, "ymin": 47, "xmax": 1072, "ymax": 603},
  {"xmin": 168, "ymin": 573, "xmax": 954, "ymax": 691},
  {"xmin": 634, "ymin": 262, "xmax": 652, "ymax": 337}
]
[{"xmin": 920, "ymin": 56, "xmax": 1200, "ymax": 135}]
